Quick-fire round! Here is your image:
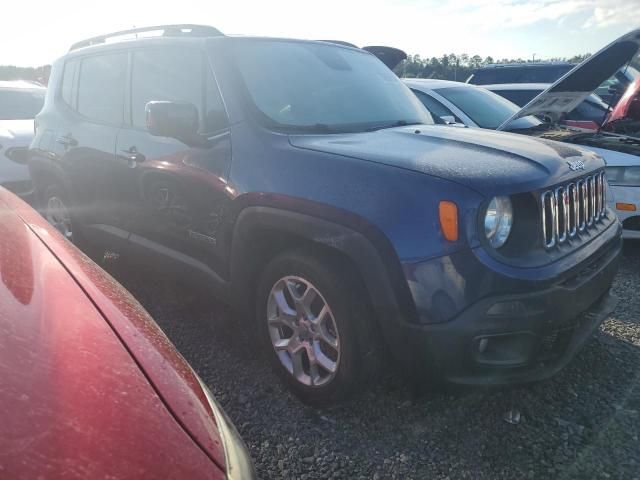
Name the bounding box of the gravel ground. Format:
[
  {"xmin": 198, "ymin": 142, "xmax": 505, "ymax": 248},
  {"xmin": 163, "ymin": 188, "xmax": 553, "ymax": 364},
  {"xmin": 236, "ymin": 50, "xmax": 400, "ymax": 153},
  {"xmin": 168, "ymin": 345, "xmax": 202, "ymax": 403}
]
[{"xmin": 106, "ymin": 241, "xmax": 640, "ymax": 479}]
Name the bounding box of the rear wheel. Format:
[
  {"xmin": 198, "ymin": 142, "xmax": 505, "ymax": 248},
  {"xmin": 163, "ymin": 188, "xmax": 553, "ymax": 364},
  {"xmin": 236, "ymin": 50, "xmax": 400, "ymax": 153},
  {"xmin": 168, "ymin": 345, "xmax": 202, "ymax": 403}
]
[
  {"xmin": 42, "ymin": 185, "xmax": 74, "ymax": 242},
  {"xmin": 256, "ymin": 249, "xmax": 378, "ymax": 405}
]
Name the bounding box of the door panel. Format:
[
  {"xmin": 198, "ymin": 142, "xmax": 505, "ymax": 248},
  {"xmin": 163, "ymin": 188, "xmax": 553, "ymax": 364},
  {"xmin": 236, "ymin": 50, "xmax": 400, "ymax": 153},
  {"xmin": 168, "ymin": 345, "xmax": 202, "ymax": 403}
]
[
  {"xmin": 116, "ymin": 47, "xmax": 232, "ymax": 273},
  {"xmin": 59, "ymin": 52, "xmax": 127, "ymax": 233}
]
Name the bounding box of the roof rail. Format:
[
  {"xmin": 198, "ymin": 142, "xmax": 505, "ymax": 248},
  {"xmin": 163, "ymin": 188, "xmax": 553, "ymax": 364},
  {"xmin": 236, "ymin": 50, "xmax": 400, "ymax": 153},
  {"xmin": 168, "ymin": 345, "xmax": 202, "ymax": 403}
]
[{"xmin": 69, "ymin": 24, "xmax": 223, "ymax": 51}]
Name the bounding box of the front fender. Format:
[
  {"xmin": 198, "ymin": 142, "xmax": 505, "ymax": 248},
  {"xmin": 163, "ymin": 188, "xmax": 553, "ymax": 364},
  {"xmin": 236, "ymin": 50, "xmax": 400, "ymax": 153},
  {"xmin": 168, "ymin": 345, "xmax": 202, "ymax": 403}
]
[{"xmin": 229, "ymin": 204, "xmax": 419, "ymax": 324}]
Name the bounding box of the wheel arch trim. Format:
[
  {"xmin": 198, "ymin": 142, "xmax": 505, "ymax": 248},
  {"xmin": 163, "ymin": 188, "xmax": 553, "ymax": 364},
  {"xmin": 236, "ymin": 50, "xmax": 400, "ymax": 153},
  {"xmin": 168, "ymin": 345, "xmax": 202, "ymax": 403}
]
[{"xmin": 229, "ymin": 205, "xmax": 418, "ymax": 324}]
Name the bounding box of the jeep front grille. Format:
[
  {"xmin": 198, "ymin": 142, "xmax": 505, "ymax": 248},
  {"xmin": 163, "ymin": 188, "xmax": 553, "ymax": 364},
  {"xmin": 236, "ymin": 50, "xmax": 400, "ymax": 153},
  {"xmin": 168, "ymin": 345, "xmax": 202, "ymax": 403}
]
[{"xmin": 541, "ymin": 172, "xmax": 607, "ymax": 249}]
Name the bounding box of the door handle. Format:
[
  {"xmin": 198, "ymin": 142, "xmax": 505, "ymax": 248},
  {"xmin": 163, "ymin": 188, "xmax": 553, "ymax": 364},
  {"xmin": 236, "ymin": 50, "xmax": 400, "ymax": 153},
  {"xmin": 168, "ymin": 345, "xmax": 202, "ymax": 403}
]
[
  {"xmin": 120, "ymin": 146, "xmax": 146, "ymax": 167},
  {"xmin": 56, "ymin": 134, "xmax": 78, "ymax": 148}
]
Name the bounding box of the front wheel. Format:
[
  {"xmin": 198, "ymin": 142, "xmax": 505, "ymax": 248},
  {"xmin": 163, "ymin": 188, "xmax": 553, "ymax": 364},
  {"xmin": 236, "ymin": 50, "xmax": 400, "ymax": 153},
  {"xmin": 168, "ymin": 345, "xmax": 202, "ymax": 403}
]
[{"xmin": 256, "ymin": 250, "xmax": 378, "ymax": 406}]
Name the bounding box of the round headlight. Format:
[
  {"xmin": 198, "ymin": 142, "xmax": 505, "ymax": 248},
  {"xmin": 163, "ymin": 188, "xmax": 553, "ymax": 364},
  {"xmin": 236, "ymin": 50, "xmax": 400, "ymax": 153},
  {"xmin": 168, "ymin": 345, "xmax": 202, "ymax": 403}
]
[{"xmin": 484, "ymin": 196, "xmax": 513, "ymax": 248}]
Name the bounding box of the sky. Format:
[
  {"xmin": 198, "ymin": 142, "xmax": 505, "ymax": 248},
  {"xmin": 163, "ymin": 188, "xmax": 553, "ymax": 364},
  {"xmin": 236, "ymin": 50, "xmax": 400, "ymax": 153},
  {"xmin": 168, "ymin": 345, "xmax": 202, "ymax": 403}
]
[{"xmin": 3, "ymin": 0, "xmax": 640, "ymax": 66}]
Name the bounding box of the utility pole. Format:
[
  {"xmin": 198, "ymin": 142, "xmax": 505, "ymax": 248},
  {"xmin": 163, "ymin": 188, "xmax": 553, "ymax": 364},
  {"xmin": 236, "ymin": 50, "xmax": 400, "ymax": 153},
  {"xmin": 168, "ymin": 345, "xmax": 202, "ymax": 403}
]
[{"xmin": 532, "ymin": 53, "xmax": 536, "ymax": 63}]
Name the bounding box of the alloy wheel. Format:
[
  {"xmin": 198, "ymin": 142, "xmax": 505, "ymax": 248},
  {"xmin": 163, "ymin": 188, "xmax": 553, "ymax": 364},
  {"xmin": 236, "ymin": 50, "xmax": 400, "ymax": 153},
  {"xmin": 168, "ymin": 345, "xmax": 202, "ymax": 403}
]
[
  {"xmin": 267, "ymin": 276, "xmax": 340, "ymax": 387},
  {"xmin": 45, "ymin": 196, "xmax": 73, "ymax": 242}
]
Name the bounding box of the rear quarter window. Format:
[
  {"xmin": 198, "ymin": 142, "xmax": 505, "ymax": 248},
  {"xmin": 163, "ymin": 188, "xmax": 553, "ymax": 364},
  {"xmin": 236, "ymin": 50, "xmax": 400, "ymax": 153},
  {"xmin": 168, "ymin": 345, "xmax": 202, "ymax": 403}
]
[{"xmin": 61, "ymin": 58, "xmax": 80, "ymax": 108}]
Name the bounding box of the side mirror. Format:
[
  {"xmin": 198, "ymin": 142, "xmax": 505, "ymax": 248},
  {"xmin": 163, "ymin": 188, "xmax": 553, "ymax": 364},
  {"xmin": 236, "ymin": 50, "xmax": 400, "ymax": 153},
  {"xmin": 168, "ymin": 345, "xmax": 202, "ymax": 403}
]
[{"xmin": 146, "ymin": 101, "xmax": 199, "ymax": 141}]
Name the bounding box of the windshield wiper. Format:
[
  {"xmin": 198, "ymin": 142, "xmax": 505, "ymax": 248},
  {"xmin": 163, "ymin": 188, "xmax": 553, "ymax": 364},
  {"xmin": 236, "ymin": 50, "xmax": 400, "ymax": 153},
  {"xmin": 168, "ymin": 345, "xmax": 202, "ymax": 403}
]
[
  {"xmin": 285, "ymin": 123, "xmax": 343, "ymax": 134},
  {"xmin": 365, "ymin": 120, "xmax": 421, "ymax": 132}
]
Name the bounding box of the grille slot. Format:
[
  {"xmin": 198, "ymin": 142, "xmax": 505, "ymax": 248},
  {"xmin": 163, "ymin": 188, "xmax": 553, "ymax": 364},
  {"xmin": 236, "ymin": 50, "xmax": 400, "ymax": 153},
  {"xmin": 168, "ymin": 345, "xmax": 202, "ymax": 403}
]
[{"xmin": 541, "ymin": 172, "xmax": 606, "ymax": 249}]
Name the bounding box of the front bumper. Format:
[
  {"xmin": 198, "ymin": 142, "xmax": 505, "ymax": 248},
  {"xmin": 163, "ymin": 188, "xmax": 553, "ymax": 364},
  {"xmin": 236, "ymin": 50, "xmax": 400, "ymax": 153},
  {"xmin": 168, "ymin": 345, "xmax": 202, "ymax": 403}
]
[
  {"xmin": 609, "ymin": 185, "xmax": 640, "ymax": 239},
  {"xmin": 386, "ymin": 227, "xmax": 622, "ymax": 386}
]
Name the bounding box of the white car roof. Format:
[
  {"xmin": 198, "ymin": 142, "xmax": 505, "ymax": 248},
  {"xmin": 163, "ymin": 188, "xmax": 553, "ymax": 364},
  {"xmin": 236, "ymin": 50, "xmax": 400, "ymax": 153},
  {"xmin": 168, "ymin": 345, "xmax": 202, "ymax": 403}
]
[
  {"xmin": 483, "ymin": 83, "xmax": 549, "ymax": 91},
  {"xmin": 402, "ymin": 79, "xmax": 475, "ymax": 91},
  {"xmin": 0, "ymin": 80, "xmax": 45, "ymax": 90}
]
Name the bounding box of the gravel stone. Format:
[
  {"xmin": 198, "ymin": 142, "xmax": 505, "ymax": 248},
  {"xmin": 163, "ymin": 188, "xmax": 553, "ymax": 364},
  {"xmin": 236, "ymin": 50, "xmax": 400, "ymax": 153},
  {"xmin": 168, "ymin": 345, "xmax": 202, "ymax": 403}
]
[{"xmin": 105, "ymin": 241, "xmax": 640, "ymax": 479}]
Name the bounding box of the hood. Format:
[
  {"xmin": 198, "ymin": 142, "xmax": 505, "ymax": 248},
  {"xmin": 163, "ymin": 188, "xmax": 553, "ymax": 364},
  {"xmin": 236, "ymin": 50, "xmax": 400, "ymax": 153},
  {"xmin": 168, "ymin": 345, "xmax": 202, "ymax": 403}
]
[
  {"xmin": 289, "ymin": 125, "xmax": 604, "ymax": 195},
  {"xmin": 0, "ymin": 189, "xmax": 227, "ymax": 477},
  {"xmin": 604, "ymin": 76, "xmax": 640, "ymax": 127},
  {"xmin": 498, "ymin": 28, "xmax": 640, "ymax": 130},
  {"xmin": 0, "ymin": 188, "xmax": 228, "ymax": 471},
  {"xmin": 362, "ymin": 46, "xmax": 407, "ymax": 70}
]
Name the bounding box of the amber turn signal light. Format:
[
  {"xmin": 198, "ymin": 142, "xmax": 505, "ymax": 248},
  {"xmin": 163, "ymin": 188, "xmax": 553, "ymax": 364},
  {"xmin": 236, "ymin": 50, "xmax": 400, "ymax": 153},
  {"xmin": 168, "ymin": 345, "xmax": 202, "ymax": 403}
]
[
  {"xmin": 439, "ymin": 201, "xmax": 459, "ymax": 241},
  {"xmin": 616, "ymin": 203, "xmax": 637, "ymax": 211}
]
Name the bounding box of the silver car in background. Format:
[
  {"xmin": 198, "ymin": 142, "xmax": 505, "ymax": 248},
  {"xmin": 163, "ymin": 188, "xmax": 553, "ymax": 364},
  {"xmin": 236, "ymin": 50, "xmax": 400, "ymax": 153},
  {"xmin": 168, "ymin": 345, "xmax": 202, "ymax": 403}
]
[{"xmin": 0, "ymin": 80, "xmax": 45, "ymax": 201}]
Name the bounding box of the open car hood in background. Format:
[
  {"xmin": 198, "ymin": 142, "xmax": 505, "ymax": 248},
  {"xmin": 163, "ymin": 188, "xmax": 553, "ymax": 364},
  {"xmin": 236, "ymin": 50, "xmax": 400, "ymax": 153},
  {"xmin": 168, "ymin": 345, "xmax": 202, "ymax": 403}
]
[
  {"xmin": 498, "ymin": 28, "xmax": 640, "ymax": 131},
  {"xmin": 317, "ymin": 41, "xmax": 407, "ymax": 70},
  {"xmin": 362, "ymin": 46, "xmax": 407, "ymax": 70}
]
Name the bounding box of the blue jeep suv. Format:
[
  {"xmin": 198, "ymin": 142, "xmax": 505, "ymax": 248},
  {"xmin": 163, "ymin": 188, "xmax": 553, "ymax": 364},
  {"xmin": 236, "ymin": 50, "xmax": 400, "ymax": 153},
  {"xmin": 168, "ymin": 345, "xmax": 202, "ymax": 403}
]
[{"xmin": 29, "ymin": 25, "xmax": 622, "ymax": 404}]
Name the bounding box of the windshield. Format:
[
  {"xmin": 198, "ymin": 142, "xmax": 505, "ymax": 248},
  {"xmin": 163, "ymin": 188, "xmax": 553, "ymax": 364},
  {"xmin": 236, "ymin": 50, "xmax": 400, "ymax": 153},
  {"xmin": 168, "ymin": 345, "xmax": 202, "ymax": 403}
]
[
  {"xmin": 231, "ymin": 39, "xmax": 432, "ymax": 133},
  {"xmin": 0, "ymin": 89, "xmax": 45, "ymax": 120},
  {"xmin": 435, "ymin": 86, "xmax": 541, "ymax": 130}
]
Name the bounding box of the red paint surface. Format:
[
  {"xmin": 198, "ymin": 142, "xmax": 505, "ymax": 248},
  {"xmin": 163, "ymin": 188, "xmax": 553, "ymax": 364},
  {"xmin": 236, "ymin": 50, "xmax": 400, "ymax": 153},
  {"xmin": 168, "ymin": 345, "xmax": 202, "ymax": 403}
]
[
  {"xmin": 563, "ymin": 119, "xmax": 600, "ymax": 131},
  {"xmin": 605, "ymin": 77, "xmax": 640, "ymax": 126},
  {"xmin": 0, "ymin": 189, "xmax": 225, "ymax": 479}
]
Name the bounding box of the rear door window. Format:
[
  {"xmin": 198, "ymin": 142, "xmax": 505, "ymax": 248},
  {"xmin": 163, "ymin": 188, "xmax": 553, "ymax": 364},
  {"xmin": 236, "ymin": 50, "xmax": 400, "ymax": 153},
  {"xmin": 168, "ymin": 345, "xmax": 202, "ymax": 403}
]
[{"xmin": 77, "ymin": 52, "xmax": 127, "ymax": 125}]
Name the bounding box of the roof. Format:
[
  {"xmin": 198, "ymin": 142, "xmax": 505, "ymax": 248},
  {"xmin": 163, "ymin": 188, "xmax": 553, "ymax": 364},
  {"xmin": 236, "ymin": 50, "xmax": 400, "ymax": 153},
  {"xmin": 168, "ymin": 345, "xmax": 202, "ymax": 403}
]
[
  {"xmin": 0, "ymin": 80, "xmax": 45, "ymax": 90},
  {"xmin": 480, "ymin": 62, "xmax": 575, "ymax": 69},
  {"xmin": 483, "ymin": 83, "xmax": 549, "ymax": 91}
]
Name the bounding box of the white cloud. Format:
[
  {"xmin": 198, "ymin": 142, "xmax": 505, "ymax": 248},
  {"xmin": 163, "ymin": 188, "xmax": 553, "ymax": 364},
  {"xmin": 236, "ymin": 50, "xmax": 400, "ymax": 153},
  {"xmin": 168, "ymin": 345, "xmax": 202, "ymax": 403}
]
[{"xmin": 582, "ymin": 1, "xmax": 640, "ymax": 29}]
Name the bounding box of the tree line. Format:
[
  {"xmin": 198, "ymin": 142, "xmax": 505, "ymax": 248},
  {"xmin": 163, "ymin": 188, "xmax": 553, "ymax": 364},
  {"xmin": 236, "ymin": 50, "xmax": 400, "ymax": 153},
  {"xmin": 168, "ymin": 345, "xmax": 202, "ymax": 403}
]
[
  {"xmin": 0, "ymin": 65, "xmax": 51, "ymax": 84},
  {"xmin": 393, "ymin": 53, "xmax": 593, "ymax": 81},
  {"xmin": 0, "ymin": 52, "xmax": 604, "ymax": 84}
]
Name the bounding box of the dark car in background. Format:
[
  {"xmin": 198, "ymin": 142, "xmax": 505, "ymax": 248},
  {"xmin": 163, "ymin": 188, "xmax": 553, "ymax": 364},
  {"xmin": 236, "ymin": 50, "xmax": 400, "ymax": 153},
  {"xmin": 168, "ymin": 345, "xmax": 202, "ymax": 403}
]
[
  {"xmin": 0, "ymin": 80, "xmax": 45, "ymax": 200},
  {"xmin": 0, "ymin": 187, "xmax": 254, "ymax": 479},
  {"xmin": 466, "ymin": 62, "xmax": 575, "ymax": 85},
  {"xmin": 30, "ymin": 25, "xmax": 621, "ymax": 405}
]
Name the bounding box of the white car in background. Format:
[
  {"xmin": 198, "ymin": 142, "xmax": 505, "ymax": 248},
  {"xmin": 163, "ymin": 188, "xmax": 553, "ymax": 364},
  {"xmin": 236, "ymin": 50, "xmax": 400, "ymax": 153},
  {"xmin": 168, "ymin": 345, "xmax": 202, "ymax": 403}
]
[
  {"xmin": 0, "ymin": 80, "xmax": 45, "ymax": 201},
  {"xmin": 484, "ymin": 83, "xmax": 611, "ymax": 130},
  {"xmin": 404, "ymin": 29, "xmax": 640, "ymax": 239}
]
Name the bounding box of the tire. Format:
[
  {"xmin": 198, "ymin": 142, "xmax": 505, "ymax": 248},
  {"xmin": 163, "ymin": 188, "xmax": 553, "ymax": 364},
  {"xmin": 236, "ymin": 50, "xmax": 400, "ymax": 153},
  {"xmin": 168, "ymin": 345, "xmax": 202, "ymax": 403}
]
[
  {"xmin": 39, "ymin": 183, "xmax": 101, "ymax": 259},
  {"xmin": 256, "ymin": 248, "xmax": 378, "ymax": 406},
  {"xmin": 41, "ymin": 184, "xmax": 76, "ymax": 243}
]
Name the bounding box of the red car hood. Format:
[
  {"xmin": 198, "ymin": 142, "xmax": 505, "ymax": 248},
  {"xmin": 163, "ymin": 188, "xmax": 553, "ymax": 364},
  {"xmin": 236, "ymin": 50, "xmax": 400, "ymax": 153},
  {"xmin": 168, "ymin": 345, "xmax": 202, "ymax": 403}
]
[
  {"xmin": 605, "ymin": 76, "xmax": 640, "ymax": 126},
  {"xmin": 0, "ymin": 189, "xmax": 226, "ymax": 477},
  {"xmin": 499, "ymin": 28, "xmax": 640, "ymax": 130}
]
